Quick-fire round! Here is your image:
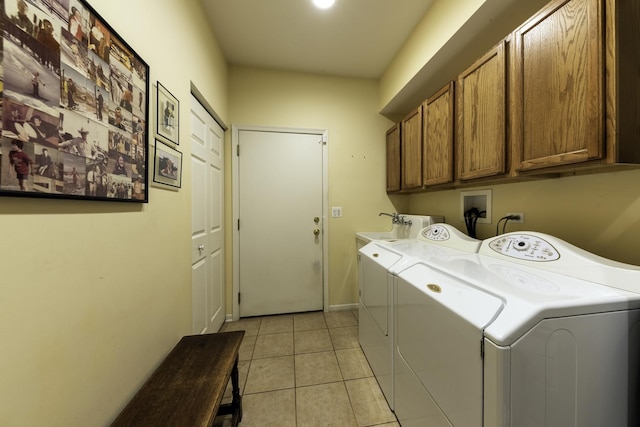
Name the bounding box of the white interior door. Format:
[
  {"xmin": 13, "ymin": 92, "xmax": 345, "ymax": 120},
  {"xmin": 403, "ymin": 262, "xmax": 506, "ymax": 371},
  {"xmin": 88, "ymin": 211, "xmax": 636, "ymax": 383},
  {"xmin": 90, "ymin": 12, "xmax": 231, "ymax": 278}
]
[
  {"xmin": 237, "ymin": 129, "xmax": 324, "ymax": 317},
  {"xmin": 190, "ymin": 95, "xmax": 225, "ymax": 334}
]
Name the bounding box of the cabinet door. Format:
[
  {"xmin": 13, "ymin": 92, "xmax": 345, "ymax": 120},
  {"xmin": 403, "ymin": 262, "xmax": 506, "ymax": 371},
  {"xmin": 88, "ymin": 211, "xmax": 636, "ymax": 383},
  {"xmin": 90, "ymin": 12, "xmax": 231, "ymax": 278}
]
[
  {"xmin": 386, "ymin": 124, "xmax": 401, "ymax": 192},
  {"xmin": 456, "ymin": 42, "xmax": 506, "ymax": 180},
  {"xmin": 423, "ymin": 82, "xmax": 455, "ymax": 186},
  {"xmin": 512, "ymin": 0, "xmax": 603, "ymax": 171},
  {"xmin": 401, "ymin": 106, "xmax": 423, "ymax": 189}
]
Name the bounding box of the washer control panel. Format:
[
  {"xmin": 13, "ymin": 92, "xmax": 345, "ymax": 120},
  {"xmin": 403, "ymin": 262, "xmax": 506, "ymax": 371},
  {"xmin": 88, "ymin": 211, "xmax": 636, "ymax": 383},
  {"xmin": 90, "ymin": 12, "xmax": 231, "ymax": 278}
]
[
  {"xmin": 421, "ymin": 224, "xmax": 450, "ymax": 241},
  {"xmin": 418, "ymin": 224, "xmax": 482, "ymax": 252},
  {"xmin": 489, "ymin": 234, "xmax": 560, "ymax": 261}
]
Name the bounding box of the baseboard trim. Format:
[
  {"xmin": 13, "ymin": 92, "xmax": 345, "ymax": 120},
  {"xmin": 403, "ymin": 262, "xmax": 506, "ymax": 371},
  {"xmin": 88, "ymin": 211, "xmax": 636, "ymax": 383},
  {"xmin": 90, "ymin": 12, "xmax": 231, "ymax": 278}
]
[
  {"xmin": 223, "ymin": 303, "xmax": 358, "ymax": 322},
  {"xmin": 327, "ymin": 303, "xmax": 358, "ymax": 312}
]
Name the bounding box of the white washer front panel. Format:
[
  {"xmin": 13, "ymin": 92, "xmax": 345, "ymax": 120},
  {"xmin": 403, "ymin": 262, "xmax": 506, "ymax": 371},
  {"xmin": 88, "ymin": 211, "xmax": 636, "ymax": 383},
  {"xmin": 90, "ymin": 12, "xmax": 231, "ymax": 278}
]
[
  {"xmin": 359, "ymin": 242, "xmax": 403, "ymax": 336},
  {"xmin": 358, "ymin": 241, "xmax": 407, "ymax": 410},
  {"xmin": 395, "ymin": 263, "xmax": 502, "ymax": 427},
  {"xmin": 508, "ymin": 310, "xmax": 640, "ymax": 427}
]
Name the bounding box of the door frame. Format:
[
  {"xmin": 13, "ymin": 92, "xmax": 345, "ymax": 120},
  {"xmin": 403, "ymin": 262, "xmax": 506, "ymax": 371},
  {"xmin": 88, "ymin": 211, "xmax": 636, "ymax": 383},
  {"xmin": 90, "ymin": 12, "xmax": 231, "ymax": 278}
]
[{"xmin": 231, "ymin": 124, "xmax": 329, "ymax": 321}]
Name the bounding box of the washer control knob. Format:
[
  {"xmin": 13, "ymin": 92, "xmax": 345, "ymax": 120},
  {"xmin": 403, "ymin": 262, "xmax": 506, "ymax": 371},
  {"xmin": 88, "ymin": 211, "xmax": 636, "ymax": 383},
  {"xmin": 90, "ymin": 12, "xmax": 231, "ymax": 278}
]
[{"xmin": 513, "ymin": 240, "xmax": 530, "ymax": 251}]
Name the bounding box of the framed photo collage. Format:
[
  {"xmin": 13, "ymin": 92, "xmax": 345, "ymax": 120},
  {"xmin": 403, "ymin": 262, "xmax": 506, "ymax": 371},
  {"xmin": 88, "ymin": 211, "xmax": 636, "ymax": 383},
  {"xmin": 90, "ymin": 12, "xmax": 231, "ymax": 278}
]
[{"xmin": 0, "ymin": 0, "xmax": 150, "ymax": 202}]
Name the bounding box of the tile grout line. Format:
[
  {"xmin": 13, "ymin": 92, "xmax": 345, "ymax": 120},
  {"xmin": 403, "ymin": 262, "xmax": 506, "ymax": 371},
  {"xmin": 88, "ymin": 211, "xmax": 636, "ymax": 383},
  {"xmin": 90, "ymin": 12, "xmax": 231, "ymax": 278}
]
[{"xmin": 222, "ymin": 311, "xmax": 390, "ymax": 426}]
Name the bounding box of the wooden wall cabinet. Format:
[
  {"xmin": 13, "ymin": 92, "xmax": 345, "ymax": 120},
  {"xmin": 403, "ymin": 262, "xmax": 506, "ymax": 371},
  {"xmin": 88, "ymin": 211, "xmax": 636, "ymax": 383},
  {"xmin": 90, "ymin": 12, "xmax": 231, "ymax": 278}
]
[
  {"xmin": 400, "ymin": 106, "xmax": 423, "ymax": 190},
  {"xmin": 511, "ymin": 0, "xmax": 640, "ymax": 173},
  {"xmin": 456, "ymin": 41, "xmax": 507, "ymax": 181},
  {"xmin": 423, "ymin": 82, "xmax": 455, "ymax": 186},
  {"xmin": 511, "ymin": 0, "xmax": 603, "ymax": 172},
  {"xmin": 385, "ymin": 123, "xmax": 401, "ymax": 192},
  {"xmin": 384, "ymin": 0, "xmax": 640, "ymax": 192}
]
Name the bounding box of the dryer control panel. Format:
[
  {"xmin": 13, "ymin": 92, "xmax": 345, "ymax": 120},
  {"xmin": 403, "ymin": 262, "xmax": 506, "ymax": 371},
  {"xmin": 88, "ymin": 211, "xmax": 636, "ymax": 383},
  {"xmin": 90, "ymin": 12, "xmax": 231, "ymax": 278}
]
[{"xmin": 489, "ymin": 234, "xmax": 560, "ymax": 262}]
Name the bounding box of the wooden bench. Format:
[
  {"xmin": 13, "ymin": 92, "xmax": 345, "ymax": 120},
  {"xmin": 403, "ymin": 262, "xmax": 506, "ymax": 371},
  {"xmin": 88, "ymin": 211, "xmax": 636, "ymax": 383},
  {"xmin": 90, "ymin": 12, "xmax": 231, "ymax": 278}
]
[{"xmin": 111, "ymin": 331, "xmax": 245, "ymax": 427}]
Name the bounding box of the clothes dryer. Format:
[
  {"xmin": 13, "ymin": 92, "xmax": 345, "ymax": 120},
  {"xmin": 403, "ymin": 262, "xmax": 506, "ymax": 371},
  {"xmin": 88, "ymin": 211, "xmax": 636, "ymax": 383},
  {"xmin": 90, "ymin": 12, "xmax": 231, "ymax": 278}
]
[{"xmin": 392, "ymin": 230, "xmax": 640, "ymax": 427}]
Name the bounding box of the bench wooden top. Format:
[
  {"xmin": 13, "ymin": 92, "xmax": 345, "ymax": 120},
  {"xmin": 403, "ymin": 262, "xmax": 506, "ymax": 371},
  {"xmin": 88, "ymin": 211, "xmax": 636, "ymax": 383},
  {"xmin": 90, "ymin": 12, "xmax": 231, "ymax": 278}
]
[{"xmin": 111, "ymin": 331, "xmax": 245, "ymax": 427}]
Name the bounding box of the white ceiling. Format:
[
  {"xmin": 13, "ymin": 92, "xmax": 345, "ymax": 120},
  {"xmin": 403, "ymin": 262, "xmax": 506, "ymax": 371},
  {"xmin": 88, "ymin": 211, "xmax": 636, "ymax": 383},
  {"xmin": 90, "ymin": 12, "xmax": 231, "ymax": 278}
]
[{"xmin": 200, "ymin": 0, "xmax": 434, "ymax": 79}]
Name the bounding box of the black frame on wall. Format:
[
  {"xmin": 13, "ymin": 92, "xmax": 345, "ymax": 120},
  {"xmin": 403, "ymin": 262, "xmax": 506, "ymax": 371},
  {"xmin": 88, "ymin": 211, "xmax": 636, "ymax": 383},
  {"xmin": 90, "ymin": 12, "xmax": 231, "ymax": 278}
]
[
  {"xmin": 0, "ymin": 0, "xmax": 150, "ymax": 202},
  {"xmin": 155, "ymin": 81, "xmax": 179, "ymax": 146},
  {"xmin": 152, "ymin": 139, "xmax": 182, "ymax": 189}
]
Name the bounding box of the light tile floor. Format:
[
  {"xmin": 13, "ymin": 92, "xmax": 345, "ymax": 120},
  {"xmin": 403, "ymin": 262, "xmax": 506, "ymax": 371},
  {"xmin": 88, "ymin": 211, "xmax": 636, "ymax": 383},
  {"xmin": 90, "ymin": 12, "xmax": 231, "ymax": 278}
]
[{"xmin": 215, "ymin": 310, "xmax": 399, "ymax": 427}]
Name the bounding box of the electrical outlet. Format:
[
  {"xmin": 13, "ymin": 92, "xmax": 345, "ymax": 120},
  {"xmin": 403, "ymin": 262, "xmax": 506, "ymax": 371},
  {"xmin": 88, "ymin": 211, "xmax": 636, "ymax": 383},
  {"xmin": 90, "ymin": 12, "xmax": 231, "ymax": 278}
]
[{"xmin": 506, "ymin": 212, "xmax": 524, "ymax": 223}]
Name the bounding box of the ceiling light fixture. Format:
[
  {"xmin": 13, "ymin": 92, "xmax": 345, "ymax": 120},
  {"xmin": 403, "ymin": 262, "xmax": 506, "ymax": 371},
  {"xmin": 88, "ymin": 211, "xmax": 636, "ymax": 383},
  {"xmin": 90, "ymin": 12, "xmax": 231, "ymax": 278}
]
[{"xmin": 312, "ymin": 0, "xmax": 335, "ymax": 9}]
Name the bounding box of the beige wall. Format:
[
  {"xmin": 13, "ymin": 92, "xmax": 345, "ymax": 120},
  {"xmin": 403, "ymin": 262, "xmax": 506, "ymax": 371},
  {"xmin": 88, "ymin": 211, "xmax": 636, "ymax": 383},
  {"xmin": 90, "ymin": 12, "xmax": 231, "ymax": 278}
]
[
  {"xmin": 227, "ymin": 66, "xmax": 401, "ymax": 307},
  {"xmin": 0, "ymin": 1, "xmax": 228, "ymax": 425},
  {"xmin": 378, "ymin": 0, "xmax": 552, "ymax": 118},
  {"xmin": 379, "ymin": 0, "xmax": 483, "ymax": 112},
  {"xmin": 407, "ymin": 170, "xmax": 640, "ymax": 266}
]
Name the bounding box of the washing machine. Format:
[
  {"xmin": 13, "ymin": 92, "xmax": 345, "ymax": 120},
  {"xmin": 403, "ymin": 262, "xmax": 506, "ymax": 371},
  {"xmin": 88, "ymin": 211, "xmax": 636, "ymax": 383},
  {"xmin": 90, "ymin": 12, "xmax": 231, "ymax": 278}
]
[
  {"xmin": 393, "ymin": 230, "xmax": 640, "ymax": 427},
  {"xmin": 358, "ymin": 223, "xmax": 480, "ymax": 411},
  {"xmin": 356, "ymin": 212, "xmax": 445, "ymax": 406}
]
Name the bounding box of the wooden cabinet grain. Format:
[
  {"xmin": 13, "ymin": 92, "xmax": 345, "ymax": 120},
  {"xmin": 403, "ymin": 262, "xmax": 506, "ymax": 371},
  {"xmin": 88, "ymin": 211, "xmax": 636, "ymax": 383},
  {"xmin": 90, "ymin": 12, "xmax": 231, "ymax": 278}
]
[
  {"xmin": 511, "ymin": 0, "xmax": 603, "ymax": 171},
  {"xmin": 401, "ymin": 106, "xmax": 423, "ymax": 189},
  {"xmin": 456, "ymin": 41, "xmax": 507, "ymax": 181},
  {"xmin": 511, "ymin": 0, "xmax": 640, "ymax": 172},
  {"xmin": 423, "ymin": 82, "xmax": 455, "ymax": 186},
  {"xmin": 386, "ymin": 123, "xmax": 401, "ymax": 192}
]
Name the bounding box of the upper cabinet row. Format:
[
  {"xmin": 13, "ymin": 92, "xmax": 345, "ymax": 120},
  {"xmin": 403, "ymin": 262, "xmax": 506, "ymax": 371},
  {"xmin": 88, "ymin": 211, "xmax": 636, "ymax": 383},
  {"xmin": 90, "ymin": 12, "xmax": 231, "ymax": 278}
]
[{"xmin": 387, "ymin": 0, "xmax": 640, "ymax": 193}]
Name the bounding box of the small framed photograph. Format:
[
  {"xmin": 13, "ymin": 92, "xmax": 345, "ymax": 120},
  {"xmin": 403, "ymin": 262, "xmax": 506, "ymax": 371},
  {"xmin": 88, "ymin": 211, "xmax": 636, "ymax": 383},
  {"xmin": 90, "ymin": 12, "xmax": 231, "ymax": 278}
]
[
  {"xmin": 153, "ymin": 140, "xmax": 182, "ymax": 189},
  {"xmin": 156, "ymin": 81, "xmax": 179, "ymax": 145}
]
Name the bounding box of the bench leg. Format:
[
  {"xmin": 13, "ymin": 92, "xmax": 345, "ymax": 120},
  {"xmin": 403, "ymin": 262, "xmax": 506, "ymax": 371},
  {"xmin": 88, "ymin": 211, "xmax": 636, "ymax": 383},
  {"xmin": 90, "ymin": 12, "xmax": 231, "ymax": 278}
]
[{"xmin": 231, "ymin": 355, "xmax": 242, "ymax": 425}]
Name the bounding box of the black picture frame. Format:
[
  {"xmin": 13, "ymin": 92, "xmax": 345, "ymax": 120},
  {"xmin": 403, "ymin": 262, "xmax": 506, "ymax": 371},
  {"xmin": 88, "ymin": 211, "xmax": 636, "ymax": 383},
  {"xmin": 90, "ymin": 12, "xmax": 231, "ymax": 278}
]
[
  {"xmin": 0, "ymin": 0, "xmax": 150, "ymax": 202},
  {"xmin": 152, "ymin": 140, "xmax": 182, "ymax": 189},
  {"xmin": 155, "ymin": 81, "xmax": 179, "ymax": 146}
]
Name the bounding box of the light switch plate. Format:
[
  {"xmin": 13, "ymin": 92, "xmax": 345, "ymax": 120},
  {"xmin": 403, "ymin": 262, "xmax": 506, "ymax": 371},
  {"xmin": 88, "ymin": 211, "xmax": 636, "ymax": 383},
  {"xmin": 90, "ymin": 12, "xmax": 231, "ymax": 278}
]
[{"xmin": 331, "ymin": 207, "xmax": 342, "ymax": 218}]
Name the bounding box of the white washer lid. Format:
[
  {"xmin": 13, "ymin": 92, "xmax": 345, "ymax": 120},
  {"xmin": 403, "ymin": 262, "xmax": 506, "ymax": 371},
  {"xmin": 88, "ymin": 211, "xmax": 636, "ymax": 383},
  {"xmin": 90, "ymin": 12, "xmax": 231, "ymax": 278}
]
[
  {"xmin": 393, "ymin": 248, "xmax": 640, "ymax": 345},
  {"xmin": 398, "ymin": 261, "xmax": 503, "ymax": 330},
  {"xmin": 477, "ymin": 254, "xmax": 640, "ymax": 345},
  {"xmin": 479, "ymin": 231, "xmax": 640, "ymax": 294},
  {"xmin": 358, "ymin": 241, "xmax": 404, "ymax": 269},
  {"xmin": 371, "ymin": 239, "xmax": 483, "ymax": 275}
]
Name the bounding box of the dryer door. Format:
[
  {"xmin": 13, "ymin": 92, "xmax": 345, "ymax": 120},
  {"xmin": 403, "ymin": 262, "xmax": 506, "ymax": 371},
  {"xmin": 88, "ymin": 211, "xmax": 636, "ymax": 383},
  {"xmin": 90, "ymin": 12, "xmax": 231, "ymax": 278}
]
[{"xmin": 395, "ymin": 262, "xmax": 503, "ymax": 427}]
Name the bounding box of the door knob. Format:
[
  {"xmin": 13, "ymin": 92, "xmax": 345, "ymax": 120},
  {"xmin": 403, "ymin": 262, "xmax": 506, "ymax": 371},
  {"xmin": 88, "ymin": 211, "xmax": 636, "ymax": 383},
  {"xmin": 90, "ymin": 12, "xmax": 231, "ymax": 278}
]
[
  {"xmin": 198, "ymin": 245, "xmax": 205, "ymax": 252},
  {"xmin": 314, "ymin": 216, "xmax": 320, "ymax": 223},
  {"xmin": 313, "ymin": 228, "xmax": 320, "ymax": 236}
]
